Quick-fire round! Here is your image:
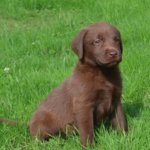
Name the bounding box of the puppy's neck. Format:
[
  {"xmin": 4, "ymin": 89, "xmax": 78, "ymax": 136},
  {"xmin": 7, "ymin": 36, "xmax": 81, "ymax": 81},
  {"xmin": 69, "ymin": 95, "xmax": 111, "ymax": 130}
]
[
  {"xmin": 97, "ymin": 64, "xmax": 119, "ymax": 72},
  {"xmin": 76, "ymin": 60, "xmax": 121, "ymax": 80},
  {"xmin": 78, "ymin": 59, "xmax": 120, "ymax": 72}
]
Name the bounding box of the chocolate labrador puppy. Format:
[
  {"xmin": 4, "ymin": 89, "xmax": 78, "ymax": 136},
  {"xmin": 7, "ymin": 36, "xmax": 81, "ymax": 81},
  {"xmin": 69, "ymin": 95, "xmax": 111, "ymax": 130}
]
[{"xmin": 1, "ymin": 22, "xmax": 128, "ymax": 147}]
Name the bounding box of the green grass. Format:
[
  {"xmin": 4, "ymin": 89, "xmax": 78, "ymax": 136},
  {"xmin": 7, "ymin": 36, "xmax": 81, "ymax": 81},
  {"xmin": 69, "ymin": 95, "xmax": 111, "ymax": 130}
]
[{"xmin": 0, "ymin": 0, "xmax": 150, "ymax": 149}]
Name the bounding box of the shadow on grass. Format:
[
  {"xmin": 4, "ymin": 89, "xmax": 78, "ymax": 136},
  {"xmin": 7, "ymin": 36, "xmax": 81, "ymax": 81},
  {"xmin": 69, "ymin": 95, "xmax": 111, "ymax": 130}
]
[{"xmin": 124, "ymin": 101, "xmax": 143, "ymax": 118}]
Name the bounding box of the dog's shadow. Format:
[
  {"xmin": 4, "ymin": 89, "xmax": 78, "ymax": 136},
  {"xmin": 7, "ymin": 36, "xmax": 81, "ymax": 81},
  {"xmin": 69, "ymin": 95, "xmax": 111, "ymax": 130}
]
[{"xmin": 124, "ymin": 101, "xmax": 143, "ymax": 119}]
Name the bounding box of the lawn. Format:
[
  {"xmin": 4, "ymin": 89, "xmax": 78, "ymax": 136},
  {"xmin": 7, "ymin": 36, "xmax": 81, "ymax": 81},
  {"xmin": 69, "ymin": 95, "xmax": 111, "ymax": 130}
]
[{"xmin": 0, "ymin": 0, "xmax": 150, "ymax": 149}]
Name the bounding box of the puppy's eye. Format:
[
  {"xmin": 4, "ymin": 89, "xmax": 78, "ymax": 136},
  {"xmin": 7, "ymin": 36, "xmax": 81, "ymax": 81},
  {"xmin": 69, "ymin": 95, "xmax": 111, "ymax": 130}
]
[
  {"xmin": 94, "ymin": 39, "xmax": 101, "ymax": 44},
  {"xmin": 115, "ymin": 37, "xmax": 120, "ymax": 42}
]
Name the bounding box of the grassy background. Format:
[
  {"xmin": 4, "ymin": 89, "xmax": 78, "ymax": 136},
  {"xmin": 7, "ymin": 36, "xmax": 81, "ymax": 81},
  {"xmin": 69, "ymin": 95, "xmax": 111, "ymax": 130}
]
[{"xmin": 0, "ymin": 0, "xmax": 150, "ymax": 149}]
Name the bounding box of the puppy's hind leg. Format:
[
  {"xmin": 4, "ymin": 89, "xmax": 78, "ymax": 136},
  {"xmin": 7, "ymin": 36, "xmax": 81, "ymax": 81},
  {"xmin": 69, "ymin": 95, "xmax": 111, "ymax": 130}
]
[{"xmin": 29, "ymin": 112, "xmax": 59, "ymax": 141}]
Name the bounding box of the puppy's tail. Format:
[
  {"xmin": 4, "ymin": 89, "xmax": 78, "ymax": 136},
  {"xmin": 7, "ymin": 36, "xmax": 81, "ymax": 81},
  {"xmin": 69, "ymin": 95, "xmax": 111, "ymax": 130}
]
[{"xmin": 0, "ymin": 118, "xmax": 29, "ymax": 127}]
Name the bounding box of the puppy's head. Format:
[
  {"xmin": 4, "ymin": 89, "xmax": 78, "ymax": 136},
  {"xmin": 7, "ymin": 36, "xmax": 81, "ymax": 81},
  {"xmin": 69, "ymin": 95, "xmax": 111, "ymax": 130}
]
[{"xmin": 71, "ymin": 22, "xmax": 123, "ymax": 67}]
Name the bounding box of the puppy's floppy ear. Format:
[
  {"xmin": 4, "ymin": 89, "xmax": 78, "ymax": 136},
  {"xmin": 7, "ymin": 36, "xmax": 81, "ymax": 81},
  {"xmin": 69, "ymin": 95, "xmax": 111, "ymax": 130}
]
[
  {"xmin": 120, "ymin": 38, "xmax": 123, "ymax": 54},
  {"xmin": 119, "ymin": 33, "xmax": 123, "ymax": 54},
  {"xmin": 71, "ymin": 29, "xmax": 87, "ymax": 60}
]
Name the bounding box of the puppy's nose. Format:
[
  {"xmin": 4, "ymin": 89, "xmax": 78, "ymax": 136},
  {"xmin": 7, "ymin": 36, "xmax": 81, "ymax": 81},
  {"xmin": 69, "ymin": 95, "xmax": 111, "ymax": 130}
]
[{"xmin": 109, "ymin": 51, "xmax": 118, "ymax": 57}]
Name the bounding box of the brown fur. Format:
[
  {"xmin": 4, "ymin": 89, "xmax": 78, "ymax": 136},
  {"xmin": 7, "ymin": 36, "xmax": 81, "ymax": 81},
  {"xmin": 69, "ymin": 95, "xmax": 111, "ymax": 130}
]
[{"xmin": 1, "ymin": 22, "xmax": 128, "ymax": 147}]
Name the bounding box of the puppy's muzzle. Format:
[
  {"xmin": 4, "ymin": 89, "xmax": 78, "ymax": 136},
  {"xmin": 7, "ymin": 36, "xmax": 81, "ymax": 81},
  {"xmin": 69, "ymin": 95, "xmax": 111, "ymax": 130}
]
[
  {"xmin": 105, "ymin": 48, "xmax": 119, "ymax": 58},
  {"xmin": 109, "ymin": 50, "xmax": 118, "ymax": 58}
]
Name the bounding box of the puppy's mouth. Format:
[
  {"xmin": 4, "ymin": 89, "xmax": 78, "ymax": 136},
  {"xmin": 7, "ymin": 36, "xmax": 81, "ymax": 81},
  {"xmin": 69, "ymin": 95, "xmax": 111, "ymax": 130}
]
[{"xmin": 96, "ymin": 60, "xmax": 121, "ymax": 67}]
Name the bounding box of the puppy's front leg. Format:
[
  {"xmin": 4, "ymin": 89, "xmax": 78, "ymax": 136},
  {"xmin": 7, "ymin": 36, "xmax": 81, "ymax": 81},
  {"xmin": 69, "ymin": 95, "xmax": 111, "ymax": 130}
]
[
  {"xmin": 109, "ymin": 102, "xmax": 128, "ymax": 133},
  {"xmin": 74, "ymin": 102, "xmax": 94, "ymax": 147}
]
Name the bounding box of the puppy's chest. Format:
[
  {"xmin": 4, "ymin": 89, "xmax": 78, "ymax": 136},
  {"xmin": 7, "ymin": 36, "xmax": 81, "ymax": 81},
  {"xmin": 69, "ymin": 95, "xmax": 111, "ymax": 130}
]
[{"xmin": 93, "ymin": 78, "xmax": 121, "ymax": 104}]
